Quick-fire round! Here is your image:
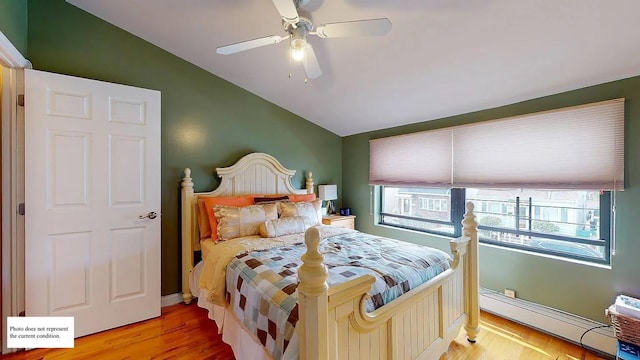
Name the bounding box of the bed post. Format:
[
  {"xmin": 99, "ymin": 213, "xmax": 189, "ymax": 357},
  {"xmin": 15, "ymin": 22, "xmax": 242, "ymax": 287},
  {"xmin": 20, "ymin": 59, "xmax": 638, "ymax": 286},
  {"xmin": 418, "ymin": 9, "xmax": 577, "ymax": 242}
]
[
  {"xmin": 462, "ymin": 201, "xmax": 480, "ymax": 342},
  {"xmin": 181, "ymin": 168, "xmax": 194, "ymax": 305},
  {"xmin": 306, "ymin": 171, "xmax": 314, "ymax": 194},
  {"xmin": 298, "ymin": 227, "xmax": 328, "ymax": 360}
]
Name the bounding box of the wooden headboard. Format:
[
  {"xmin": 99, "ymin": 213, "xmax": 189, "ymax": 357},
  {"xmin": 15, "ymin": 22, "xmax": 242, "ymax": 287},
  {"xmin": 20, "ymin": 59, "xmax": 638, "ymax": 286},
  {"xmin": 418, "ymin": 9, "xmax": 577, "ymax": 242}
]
[{"xmin": 180, "ymin": 152, "xmax": 314, "ymax": 304}]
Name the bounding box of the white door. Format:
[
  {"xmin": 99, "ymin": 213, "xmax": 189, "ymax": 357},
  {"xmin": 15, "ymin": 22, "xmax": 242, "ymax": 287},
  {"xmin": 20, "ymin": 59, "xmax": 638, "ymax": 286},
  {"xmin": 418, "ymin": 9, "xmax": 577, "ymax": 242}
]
[{"xmin": 24, "ymin": 69, "xmax": 161, "ymax": 337}]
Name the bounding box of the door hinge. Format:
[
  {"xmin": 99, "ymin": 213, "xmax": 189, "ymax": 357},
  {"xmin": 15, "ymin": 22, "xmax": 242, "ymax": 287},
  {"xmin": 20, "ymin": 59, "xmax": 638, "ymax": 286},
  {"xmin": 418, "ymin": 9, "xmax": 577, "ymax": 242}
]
[
  {"xmin": 18, "ymin": 94, "xmax": 24, "ymax": 107},
  {"xmin": 18, "ymin": 203, "xmax": 25, "ymax": 215}
]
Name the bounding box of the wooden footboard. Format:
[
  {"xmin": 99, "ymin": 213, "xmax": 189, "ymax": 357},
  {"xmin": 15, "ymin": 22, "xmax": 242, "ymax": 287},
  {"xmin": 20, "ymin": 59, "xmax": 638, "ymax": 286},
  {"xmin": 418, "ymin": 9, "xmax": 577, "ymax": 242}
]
[{"xmin": 298, "ymin": 203, "xmax": 479, "ymax": 360}]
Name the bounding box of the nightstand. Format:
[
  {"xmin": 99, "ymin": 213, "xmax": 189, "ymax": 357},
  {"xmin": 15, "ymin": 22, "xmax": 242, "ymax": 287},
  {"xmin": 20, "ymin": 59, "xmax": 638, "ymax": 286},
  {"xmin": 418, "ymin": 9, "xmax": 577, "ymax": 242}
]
[{"xmin": 322, "ymin": 215, "xmax": 356, "ymax": 230}]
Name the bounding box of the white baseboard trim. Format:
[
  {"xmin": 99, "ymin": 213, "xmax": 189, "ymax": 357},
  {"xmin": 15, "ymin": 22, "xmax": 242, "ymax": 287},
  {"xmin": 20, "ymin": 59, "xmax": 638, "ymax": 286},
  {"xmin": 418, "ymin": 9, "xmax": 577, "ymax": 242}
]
[
  {"xmin": 480, "ymin": 288, "xmax": 616, "ymax": 357},
  {"xmin": 161, "ymin": 293, "xmax": 185, "ymax": 307}
]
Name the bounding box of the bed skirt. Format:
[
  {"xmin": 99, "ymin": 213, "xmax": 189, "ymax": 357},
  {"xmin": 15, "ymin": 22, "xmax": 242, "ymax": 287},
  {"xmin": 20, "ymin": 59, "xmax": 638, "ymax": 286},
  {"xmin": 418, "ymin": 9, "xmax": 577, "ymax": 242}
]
[{"xmin": 192, "ymin": 261, "xmax": 299, "ymax": 360}]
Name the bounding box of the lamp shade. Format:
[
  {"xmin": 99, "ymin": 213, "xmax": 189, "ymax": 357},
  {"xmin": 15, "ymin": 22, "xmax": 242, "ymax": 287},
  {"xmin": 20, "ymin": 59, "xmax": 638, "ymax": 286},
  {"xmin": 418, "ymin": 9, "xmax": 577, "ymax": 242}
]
[{"xmin": 318, "ymin": 184, "xmax": 337, "ymax": 201}]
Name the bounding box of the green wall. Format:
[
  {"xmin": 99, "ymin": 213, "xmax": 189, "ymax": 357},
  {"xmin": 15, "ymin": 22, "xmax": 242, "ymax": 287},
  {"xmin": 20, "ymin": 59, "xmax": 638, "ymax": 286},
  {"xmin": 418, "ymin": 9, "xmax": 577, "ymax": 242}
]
[
  {"xmin": 343, "ymin": 77, "xmax": 640, "ymax": 323},
  {"xmin": 26, "ymin": 0, "xmax": 342, "ymax": 296},
  {"xmin": 0, "ymin": 0, "xmax": 28, "ymax": 56}
]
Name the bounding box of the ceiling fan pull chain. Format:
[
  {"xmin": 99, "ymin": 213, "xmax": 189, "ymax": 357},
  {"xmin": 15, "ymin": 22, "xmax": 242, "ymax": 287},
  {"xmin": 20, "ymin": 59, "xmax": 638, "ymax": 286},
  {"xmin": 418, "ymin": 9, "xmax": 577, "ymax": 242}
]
[{"xmin": 288, "ymin": 48, "xmax": 293, "ymax": 79}]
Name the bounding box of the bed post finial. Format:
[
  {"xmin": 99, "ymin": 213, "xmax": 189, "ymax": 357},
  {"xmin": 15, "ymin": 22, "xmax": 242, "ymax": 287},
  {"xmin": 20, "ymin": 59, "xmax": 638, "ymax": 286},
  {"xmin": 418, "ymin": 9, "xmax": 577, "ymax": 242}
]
[
  {"xmin": 181, "ymin": 168, "xmax": 195, "ymax": 304},
  {"xmin": 298, "ymin": 227, "xmax": 328, "ymax": 360},
  {"xmin": 306, "ymin": 171, "xmax": 314, "ymax": 194},
  {"xmin": 462, "ymin": 201, "xmax": 480, "ymax": 342},
  {"xmin": 299, "ymin": 227, "xmax": 328, "ymax": 294},
  {"xmin": 182, "ymin": 168, "xmax": 193, "ymax": 189}
]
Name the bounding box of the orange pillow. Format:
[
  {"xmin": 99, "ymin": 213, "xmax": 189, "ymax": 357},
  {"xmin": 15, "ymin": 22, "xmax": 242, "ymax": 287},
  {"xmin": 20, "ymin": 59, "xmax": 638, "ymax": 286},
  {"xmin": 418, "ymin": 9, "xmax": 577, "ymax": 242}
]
[
  {"xmin": 197, "ymin": 199, "xmax": 212, "ymax": 239},
  {"xmin": 288, "ymin": 193, "xmax": 316, "ymax": 202},
  {"xmin": 202, "ymin": 195, "xmax": 261, "ymax": 241}
]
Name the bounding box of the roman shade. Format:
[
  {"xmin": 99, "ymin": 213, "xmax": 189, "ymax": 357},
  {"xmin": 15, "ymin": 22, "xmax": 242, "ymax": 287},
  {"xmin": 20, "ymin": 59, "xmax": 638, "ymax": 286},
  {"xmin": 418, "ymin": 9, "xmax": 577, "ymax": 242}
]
[{"xmin": 369, "ymin": 98, "xmax": 625, "ymax": 190}]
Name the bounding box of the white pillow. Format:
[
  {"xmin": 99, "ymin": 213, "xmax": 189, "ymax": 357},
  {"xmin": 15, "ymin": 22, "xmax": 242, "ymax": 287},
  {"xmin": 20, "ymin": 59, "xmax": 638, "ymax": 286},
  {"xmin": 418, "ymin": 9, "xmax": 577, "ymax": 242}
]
[{"xmin": 259, "ymin": 216, "xmax": 316, "ymax": 237}]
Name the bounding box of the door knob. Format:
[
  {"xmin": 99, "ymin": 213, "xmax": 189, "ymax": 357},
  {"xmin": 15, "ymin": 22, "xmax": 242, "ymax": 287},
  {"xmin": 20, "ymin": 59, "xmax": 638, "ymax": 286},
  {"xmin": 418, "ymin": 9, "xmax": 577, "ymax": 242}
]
[{"xmin": 139, "ymin": 211, "xmax": 158, "ymax": 220}]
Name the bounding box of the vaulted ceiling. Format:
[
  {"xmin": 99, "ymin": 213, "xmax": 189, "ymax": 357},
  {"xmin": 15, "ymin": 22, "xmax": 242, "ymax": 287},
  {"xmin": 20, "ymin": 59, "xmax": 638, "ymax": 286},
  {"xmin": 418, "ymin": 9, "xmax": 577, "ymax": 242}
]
[{"xmin": 67, "ymin": 0, "xmax": 640, "ymax": 136}]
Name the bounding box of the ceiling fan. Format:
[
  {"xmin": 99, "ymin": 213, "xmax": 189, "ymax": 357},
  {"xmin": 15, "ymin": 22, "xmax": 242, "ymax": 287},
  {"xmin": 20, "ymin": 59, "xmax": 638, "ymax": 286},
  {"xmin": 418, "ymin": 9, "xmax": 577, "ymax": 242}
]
[{"xmin": 216, "ymin": 0, "xmax": 392, "ymax": 79}]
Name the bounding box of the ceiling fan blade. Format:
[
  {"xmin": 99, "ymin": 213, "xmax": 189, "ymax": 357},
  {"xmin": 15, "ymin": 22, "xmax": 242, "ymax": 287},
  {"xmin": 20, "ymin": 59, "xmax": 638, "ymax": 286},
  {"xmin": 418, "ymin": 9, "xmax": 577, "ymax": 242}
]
[
  {"xmin": 303, "ymin": 44, "xmax": 322, "ymax": 79},
  {"xmin": 216, "ymin": 35, "xmax": 288, "ymax": 55},
  {"xmin": 314, "ymin": 18, "xmax": 392, "ymax": 38},
  {"xmin": 272, "ymin": 0, "xmax": 299, "ymax": 25}
]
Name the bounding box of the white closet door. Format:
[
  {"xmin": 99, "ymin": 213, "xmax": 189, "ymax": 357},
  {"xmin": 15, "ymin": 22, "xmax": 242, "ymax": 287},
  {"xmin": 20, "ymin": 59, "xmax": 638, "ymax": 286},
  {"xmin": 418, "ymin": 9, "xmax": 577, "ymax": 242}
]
[{"xmin": 24, "ymin": 69, "xmax": 161, "ymax": 337}]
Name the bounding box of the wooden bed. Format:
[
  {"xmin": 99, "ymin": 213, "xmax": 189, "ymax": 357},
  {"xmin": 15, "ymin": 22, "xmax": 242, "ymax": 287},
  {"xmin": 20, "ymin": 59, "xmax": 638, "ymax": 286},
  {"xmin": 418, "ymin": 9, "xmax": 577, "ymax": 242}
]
[{"xmin": 181, "ymin": 152, "xmax": 479, "ymax": 360}]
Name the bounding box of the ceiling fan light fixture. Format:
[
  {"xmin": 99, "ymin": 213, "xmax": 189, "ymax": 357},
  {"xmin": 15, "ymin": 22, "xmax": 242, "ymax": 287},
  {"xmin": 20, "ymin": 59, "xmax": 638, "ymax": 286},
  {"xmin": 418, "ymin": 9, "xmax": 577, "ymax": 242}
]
[
  {"xmin": 291, "ymin": 46, "xmax": 305, "ymax": 61},
  {"xmin": 290, "ymin": 27, "xmax": 307, "ymax": 61}
]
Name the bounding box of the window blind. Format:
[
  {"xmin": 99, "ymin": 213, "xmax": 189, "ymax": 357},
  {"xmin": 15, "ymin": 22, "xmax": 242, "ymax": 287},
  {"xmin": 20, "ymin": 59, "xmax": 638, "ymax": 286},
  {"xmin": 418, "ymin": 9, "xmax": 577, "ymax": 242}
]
[
  {"xmin": 369, "ymin": 99, "xmax": 625, "ymax": 190},
  {"xmin": 369, "ymin": 128, "xmax": 452, "ymax": 187}
]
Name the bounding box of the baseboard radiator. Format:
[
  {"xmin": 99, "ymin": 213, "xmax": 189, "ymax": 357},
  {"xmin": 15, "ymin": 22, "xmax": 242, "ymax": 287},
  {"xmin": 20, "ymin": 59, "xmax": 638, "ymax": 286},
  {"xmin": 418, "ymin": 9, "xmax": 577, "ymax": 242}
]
[{"xmin": 480, "ymin": 288, "xmax": 616, "ymax": 357}]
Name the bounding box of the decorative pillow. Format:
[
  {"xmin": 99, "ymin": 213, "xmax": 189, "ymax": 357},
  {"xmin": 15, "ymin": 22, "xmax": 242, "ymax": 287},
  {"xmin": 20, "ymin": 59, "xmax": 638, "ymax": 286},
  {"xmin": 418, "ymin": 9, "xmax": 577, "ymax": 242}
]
[
  {"xmin": 259, "ymin": 216, "xmax": 316, "ymax": 238},
  {"xmin": 288, "ymin": 193, "xmax": 317, "ymax": 202},
  {"xmin": 203, "ymin": 195, "xmax": 261, "ymax": 241},
  {"xmin": 197, "ymin": 199, "xmax": 212, "ymax": 239},
  {"xmin": 253, "ymin": 195, "xmax": 289, "ymax": 204},
  {"xmin": 214, "ymin": 203, "xmax": 278, "ymax": 241},
  {"xmin": 279, "ymin": 199, "xmax": 322, "ymax": 225}
]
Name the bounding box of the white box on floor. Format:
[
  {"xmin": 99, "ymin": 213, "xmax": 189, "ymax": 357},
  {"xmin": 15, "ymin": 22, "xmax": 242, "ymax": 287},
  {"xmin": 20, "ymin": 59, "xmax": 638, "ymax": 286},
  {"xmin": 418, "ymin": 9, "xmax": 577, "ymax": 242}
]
[{"xmin": 616, "ymin": 295, "xmax": 640, "ymax": 320}]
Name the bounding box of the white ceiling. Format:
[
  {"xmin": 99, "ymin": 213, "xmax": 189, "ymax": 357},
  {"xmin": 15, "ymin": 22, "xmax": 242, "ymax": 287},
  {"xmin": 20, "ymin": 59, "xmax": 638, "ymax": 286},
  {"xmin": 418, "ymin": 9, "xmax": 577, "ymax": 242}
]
[{"xmin": 66, "ymin": 0, "xmax": 640, "ymax": 136}]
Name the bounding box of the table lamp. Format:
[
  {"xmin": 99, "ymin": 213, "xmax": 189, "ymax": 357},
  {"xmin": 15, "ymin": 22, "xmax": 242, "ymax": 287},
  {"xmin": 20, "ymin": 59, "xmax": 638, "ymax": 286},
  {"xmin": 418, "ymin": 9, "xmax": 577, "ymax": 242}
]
[{"xmin": 318, "ymin": 184, "xmax": 337, "ymax": 215}]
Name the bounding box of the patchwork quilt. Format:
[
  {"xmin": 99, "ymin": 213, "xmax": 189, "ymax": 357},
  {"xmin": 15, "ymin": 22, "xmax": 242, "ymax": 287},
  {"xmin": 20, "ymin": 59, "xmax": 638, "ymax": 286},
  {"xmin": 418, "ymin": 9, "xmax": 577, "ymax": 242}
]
[{"xmin": 225, "ymin": 228, "xmax": 452, "ymax": 360}]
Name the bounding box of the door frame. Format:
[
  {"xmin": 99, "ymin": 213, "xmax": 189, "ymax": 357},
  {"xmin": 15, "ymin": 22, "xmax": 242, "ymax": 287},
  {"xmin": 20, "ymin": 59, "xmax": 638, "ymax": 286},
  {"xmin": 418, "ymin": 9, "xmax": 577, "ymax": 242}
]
[{"xmin": 1, "ymin": 30, "xmax": 30, "ymax": 354}]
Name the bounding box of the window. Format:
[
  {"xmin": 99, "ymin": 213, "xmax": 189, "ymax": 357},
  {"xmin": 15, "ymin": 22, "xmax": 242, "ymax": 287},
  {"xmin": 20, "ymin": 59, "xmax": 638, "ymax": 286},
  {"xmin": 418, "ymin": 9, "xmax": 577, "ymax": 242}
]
[
  {"xmin": 380, "ymin": 187, "xmax": 464, "ymax": 237},
  {"xmin": 399, "ymin": 197, "xmax": 411, "ymax": 215},
  {"xmin": 468, "ymin": 189, "xmax": 610, "ymax": 263},
  {"xmin": 379, "ymin": 187, "xmax": 611, "ymax": 264},
  {"xmin": 419, "ymin": 198, "xmax": 427, "ymax": 210},
  {"xmin": 419, "ymin": 197, "xmax": 448, "ymax": 211},
  {"xmin": 372, "ymin": 99, "xmax": 622, "ymax": 265}
]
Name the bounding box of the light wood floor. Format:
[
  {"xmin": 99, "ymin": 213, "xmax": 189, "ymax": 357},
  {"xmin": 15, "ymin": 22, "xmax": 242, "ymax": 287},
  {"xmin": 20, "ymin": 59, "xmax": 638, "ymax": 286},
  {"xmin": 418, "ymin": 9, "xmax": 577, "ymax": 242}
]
[{"xmin": 1, "ymin": 303, "xmax": 607, "ymax": 360}]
